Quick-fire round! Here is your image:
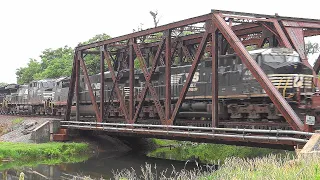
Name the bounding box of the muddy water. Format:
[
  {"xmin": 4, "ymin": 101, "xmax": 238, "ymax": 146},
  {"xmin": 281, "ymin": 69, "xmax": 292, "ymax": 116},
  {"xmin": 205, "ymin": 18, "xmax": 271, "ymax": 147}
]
[{"xmin": 0, "ymin": 150, "xmax": 202, "ymax": 180}]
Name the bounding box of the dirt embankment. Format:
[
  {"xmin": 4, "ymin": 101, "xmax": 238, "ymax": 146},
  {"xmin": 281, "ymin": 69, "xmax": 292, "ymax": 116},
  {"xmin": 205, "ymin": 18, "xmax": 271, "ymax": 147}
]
[{"xmin": 0, "ymin": 116, "xmax": 50, "ymax": 143}]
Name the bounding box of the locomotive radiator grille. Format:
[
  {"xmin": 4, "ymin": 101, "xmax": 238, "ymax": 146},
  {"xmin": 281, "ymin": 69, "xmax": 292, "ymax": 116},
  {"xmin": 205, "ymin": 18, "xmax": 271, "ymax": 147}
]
[{"xmin": 268, "ymin": 74, "xmax": 313, "ymax": 89}]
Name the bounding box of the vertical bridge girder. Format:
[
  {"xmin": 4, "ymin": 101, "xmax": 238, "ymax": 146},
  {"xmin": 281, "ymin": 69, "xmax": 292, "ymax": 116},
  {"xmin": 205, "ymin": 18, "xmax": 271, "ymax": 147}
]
[{"xmin": 65, "ymin": 9, "xmax": 320, "ymax": 132}]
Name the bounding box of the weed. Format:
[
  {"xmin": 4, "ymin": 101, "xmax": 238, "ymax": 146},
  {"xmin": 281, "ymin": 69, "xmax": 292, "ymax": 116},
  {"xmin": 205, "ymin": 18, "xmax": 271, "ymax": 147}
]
[{"xmin": 12, "ymin": 118, "xmax": 23, "ymax": 125}]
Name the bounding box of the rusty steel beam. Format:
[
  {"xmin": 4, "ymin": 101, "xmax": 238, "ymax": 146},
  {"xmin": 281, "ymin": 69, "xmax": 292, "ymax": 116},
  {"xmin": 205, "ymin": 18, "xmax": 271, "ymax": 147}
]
[
  {"xmin": 212, "ymin": 27, "xmax": 218, "ymax": 127},
  {"xmin": 181, "ymin": 45, "xmax": 194, "ymax": 62},
  {"xmin": 314, "ymin": 55, "xmax": 320, "ymax": 74},
  {"xmin": 100, "ymin": 47, "xmax": 105, "ymax": 122},
  {"xmin": 212, "ymin": 13, "xmax": 304, "ymax": 131},
  {"xmin": 129, "ymin": 39, "xmax": 134, "ymax": 123},
  {"xmin": 165, "ymin": 30, "xmax": 172, "ymax": 123},
  {"xmin": 304, "ymin": 29, "xmax": 320, "ymax": 37},
  {"xmin": 261, "ymin": 22, "xmax": 281, "ymax": 39},
  {"xmin": 212, "ymin": 9, "xmax": 320, "ymax": 23},
  {"xmin": 132, "ymin": 39, "xmax": 166, "ymax": 123},
  {"xmin": 271, "ymin": 19, "xmax": 293, "ymax": 49},
  {"xmin": 79, "ymin": 55, "xmax": 101, "ymax": 123},
  {"xmin": 76, "ymin": 14, "xmax": 211, "ymax": 51},
  {"xmin": 103, "ymin": 49, "xmax": 129, "ymax": 122},
  {"xmin": 282, "ymin": 21, "xmax": 320, "ymax": 28},
  {"xmin": 283, "ymin": 25, "xmax": 307, "ymax": 61},
  {"xmin": 169, "ymin": 32, "xmax": 209, "ymax": 124},
  {"xmin": 65, "ymin": 54, "xmax": 77, "ymax": 121},
  {"xmin": 75, "ymin": 54, "xmax": 80, "ymax": 121}
]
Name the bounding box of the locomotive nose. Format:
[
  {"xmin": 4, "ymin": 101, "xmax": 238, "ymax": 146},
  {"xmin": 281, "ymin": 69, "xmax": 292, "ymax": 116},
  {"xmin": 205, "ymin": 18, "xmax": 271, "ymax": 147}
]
[{"xmin": 264, "ymin": 61, "xmax": 313, "ymax": 75}]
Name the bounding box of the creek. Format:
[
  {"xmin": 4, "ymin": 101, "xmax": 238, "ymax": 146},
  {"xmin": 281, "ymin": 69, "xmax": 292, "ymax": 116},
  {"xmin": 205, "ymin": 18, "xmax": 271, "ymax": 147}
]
[
  {"xmin": 0, "ymin": 137, "xmax": 287, "ymax": 180},
  {"xmin": 0, "ymin": 150, "xmax": 205, "ymax": 179}
]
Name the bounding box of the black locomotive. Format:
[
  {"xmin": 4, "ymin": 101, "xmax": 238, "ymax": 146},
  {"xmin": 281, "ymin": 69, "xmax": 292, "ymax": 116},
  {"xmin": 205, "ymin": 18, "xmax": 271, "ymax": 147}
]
[{"xmin": 0, "ymin": 48, "xmax": 316, "ymax": 129}]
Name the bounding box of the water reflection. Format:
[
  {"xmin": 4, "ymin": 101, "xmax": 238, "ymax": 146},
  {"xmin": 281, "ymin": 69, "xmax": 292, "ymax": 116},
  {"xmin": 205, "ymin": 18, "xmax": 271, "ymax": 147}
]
[{"xmin": 0, "ymin": 151, "xmax": 201, "ymax": 180}]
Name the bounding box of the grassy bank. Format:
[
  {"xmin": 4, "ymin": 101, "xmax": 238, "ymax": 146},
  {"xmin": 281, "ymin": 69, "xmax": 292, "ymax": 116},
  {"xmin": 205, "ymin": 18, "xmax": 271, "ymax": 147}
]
[
  {"xmin": 0, "ymin": 142, "xmax": 89, "ymax": 162},
  {"xmin": 204, "ymin": 154, "xmax": 320, "ymax": 180},
  {"xmin": 149, "ymin": 139, "xmax": 287, "ymax": 163},
  {"xmin": 112, "ymin": 154, "xmax": 320, "ymax": 180}
]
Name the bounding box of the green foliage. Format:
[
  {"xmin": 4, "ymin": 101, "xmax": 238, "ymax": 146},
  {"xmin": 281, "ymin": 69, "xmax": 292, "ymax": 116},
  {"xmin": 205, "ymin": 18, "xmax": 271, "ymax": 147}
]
[
  {"xmin": 149, "ymin": 139, "xmax": 287, "ymax": 164},
  {"xmin": 203, "ymin": 154, "xmax": 320, "ymax": 180},
  {"xmin": 80, "ymin": 33, "xmax": 111, "ymax": 45},
  {"xmin": 0, "ymin": 142, "xmax": 89, "ymax": 162},
  {"xmin": 16, "ymin": 59, "xmax": 42, "ymax": 84},
  {"xmin": 151, "ymin": 139, "xmax": 178, "ymax": 146},
  {"xmin": 0, "ymin": 82, "xmax": 7, "ymax": 87},
  {"xmin": 12, "ymin": 118, "xmax": 23, "ymax": 125},
  {"xmin": 0, "ymin": 150, "xmax": 89, "ymax": 171},
  {"xmin": 305, "ymin": 41, "xmax": 320, "ymax": 55},
  {"xmin": 78, "ymin": 33, "xmax": 112, "ymax": 75},
  {"xmin": 16, "ymin": 33, "xmax": 111, "ymax": 84}
]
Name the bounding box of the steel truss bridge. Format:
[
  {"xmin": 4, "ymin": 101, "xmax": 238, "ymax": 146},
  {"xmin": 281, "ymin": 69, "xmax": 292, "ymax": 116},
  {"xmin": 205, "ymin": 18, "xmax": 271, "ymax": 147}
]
[{"xmin": 63, "ymin": 9, "xmax": 320, "ymax": 150}]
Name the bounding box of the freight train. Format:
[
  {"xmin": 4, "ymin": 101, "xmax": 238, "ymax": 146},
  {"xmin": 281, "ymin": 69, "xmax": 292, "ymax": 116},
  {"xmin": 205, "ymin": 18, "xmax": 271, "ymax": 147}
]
[{"xmin": 0, "ymin": 47, "xmax": 318, "ymax": 129}]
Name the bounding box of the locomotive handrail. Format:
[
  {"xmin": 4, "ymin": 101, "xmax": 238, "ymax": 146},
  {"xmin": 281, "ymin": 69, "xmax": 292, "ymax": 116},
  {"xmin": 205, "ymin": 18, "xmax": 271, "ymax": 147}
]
[{"xmin": 60, "ymin": 121, "xmax": 314, "ymax": 136}]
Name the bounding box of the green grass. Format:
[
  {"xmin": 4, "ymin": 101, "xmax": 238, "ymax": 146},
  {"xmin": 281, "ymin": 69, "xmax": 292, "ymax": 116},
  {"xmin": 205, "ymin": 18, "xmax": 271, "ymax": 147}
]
[
  {"xmin": 12, "ymin": 118, "xmax": 23, "ymax": 125},
  {"xmin": 149, "ymin": 139, "xmax": 287, "ymax": 164},
  {"xmin": 0, "ymin": 142, "xmax": 89, "ymax": 162},
  {"xmin": 114, "ymin": 154, "xmax": 320, "ymax": 180},
  {"xmin": 202, "ymin": 154, "xmax": 320, "ymax": 180},
  {"xmin": 151, "ymin": 139, "xmax": 179, "ymax": 147},
  {"xmin": 0, "ymin": 153, "xmax": 89, "ymax": 171}
]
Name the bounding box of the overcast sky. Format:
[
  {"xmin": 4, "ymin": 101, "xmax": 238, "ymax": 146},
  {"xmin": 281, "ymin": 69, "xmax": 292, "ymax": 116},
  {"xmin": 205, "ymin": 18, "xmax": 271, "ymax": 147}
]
[{"xmin": 1, "ymin": 0, "xmax": 319, "ymax": 84}]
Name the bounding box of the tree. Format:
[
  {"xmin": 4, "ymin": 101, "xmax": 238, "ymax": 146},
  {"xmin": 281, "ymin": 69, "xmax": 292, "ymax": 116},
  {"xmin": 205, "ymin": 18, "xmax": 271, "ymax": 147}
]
[
  {"xmin": 35, "ymin": 46, "xmax": 74, "ymax": 79},
  {"xmin": 79, "ymin": 33, "xmax": 112, "ymax": 75},
  {"xmin": 150, "ymin": 10, "xmax": 159, "ymax": 27},
  {"xmin": 16, "ymin": 59, "xmax": 42, "ymax": 84},
  {"xmin": 0, "ymin": 82, "xmax": 7, "ymax": 87},
  {"xmin": 16, "ymin": 33, "xmax": 112, "ymax": 84},
  {"xmin": 305, "ymin": 41, "xmax": 319, "ymax": 55}
]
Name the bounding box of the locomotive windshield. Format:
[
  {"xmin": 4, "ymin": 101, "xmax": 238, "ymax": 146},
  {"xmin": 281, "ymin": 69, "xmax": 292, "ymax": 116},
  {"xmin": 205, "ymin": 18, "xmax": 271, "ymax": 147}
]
[{"xmin": 263, "ymin": 54, "xmax": 300, "ymax": 63}]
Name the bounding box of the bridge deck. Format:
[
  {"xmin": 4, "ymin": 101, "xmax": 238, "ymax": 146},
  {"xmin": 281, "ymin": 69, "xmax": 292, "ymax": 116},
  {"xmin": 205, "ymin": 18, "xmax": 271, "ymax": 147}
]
[{"xmin": 61, "ymin": 121, "xmax": 313, "ymax": 150}]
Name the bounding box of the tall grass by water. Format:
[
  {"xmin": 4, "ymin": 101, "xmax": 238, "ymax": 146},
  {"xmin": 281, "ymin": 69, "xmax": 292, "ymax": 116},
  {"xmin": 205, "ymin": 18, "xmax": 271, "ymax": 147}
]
[
  {"xmin": 112, "ymin": 154, "xmax": 320, "ymax": 180},
  {"xmin": 0, "ymin": 142, "xmax": 89, "ymax": 162}
]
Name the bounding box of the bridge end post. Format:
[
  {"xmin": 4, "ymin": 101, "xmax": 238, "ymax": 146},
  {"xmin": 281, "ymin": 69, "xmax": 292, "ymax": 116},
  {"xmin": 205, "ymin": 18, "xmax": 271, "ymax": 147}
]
[{"xmin": 298, "ymin": 130, "xmax": 320, "ymax": 157}]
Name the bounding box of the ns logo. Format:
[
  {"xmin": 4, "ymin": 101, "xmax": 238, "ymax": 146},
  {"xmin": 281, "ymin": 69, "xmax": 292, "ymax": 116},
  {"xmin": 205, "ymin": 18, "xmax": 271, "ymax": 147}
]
[{"xmin": 171, "ymin": 72, "xmax": 200, "ymax": 91}]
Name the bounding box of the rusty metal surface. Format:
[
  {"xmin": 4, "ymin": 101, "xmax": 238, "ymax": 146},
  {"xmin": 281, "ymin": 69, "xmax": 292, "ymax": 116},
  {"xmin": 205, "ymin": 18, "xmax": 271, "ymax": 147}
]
[
  {"xmin": 64, "ymin": 54, "xmax": 77, "ymax": 121},
  {"xmin": 79, "ymin": 55, "xmax": 102, "ymax": 123},
  {"xmin": 60, "ymin": 121, "xmax": 310, "ymax": 146},
  {"xmin": 100, "ymin": 47, "xmax": 105, "ymax": 122},
  {"xmin": 169, "ymin": 32, "xmax": 209, "ymax": 124},
  {"xmin": 129, "ymin": 39, "xmax": 134, "ymax": 123},
  {"xmin": 165, "ymin": 30, "xmax": 171, "ymax": 124},
  {"xmin": 76, "ymin": 14, "xmax": 212, "ymax": 51},
  {"xmin": 212, "ymin": 13, "xmax": 304, "ymax": 131},
  {"xmin": 76, "ymin": 54, "xmax": 80, "ymax": 121},
  {"xmin": 64, "ymin": 9, "xmax": 320, "ymax": 145},
  {"xmin": 132, "ymin": 39, "xmax": 166, "ymax": 123},
  {"xmin": 103, "ymin": 49, "xmax": 129, "ymax": 122},
  {"xmin": 314, "ymin": 55, "xmax": 320, "ymax": 74},
  {"xmin": 211, "ymin": 28, "xmax": 218, "ymax": 127}
]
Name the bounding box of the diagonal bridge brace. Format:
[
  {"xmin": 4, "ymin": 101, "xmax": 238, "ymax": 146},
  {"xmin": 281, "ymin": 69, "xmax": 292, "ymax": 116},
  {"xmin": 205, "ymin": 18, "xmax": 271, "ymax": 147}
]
[
  {"xmin": 212, "ymin": 13, "xmax": 304, "ymax": 131},
  {"xmin": 103, "ymin": 49, "xmax": 130, "ymax": 123},
  {"xmin": 132, "ymin": 39, "xmax": 166, "ymax": 123}
]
